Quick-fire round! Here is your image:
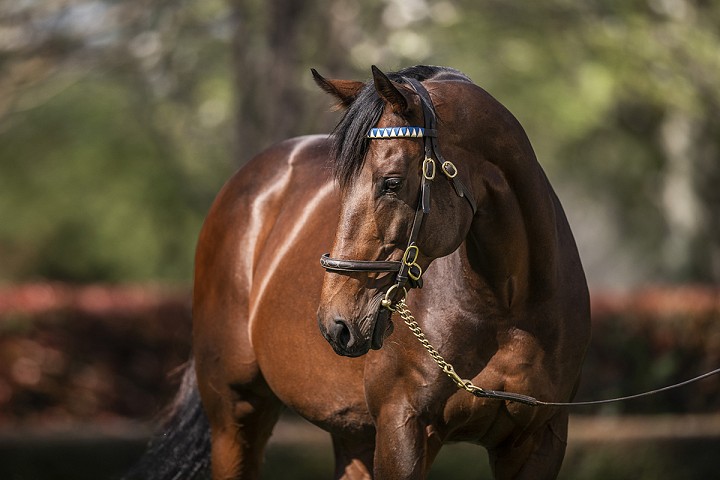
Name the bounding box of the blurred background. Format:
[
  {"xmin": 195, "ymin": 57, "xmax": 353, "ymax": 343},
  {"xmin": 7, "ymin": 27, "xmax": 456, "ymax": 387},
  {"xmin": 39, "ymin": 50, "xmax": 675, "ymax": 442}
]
[{"xmin": 0, "ymin": 0, "xmax": 718, "ymax": 479}]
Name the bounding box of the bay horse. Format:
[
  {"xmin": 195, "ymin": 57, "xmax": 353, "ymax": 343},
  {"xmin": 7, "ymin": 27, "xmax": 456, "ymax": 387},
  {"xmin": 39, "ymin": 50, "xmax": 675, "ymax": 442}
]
[{"xmin": 126, "ymin": 65, "xmax": 591, "ymax": 480}]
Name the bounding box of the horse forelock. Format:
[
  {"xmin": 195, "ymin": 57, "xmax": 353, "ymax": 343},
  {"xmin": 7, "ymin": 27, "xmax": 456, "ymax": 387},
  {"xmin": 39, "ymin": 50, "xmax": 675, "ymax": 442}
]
[{"xmin": 329, "ymin": 65, "xmax": 470, "ymax": 188}]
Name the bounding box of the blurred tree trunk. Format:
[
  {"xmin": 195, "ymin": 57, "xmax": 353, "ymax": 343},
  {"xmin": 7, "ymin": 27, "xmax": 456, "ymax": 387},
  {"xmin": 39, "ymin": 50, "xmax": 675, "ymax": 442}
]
[
  {"xmin": 658, "ymin": 81, "xmax": 720, "ymax": 284},
  {"xmin": 229, "ymin": 0, "xmax": 343, "ymax": 164},
  {"xmin": 692, "ymin": 107, "xmax": 720, "ymax": 282}
]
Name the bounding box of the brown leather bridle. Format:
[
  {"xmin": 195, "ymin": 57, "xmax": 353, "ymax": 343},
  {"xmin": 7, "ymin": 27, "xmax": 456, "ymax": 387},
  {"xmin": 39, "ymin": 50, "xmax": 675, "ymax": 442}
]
[{"xmin": 320, "ymin": 78, "xmax": 477, "ymax": 306}]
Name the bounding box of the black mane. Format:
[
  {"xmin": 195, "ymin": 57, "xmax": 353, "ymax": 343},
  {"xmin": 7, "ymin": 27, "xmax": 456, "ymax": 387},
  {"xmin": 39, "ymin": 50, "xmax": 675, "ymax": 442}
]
[{"xmin": 330, "ymin": 65, "xmax": 469, "ymax": 188}]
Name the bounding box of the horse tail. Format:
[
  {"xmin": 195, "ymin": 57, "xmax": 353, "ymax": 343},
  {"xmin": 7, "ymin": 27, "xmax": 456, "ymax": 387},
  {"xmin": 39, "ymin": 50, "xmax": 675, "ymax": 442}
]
[{"xmin": 124, "ymin": 360, "xmax": 210, "ymax": 480}]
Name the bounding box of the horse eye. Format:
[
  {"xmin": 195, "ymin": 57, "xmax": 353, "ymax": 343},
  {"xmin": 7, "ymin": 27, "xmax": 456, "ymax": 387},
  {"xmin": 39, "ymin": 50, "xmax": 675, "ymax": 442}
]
[{"xmin": 383, "ymin": 177, "xmax": 403, "ymax": 192}]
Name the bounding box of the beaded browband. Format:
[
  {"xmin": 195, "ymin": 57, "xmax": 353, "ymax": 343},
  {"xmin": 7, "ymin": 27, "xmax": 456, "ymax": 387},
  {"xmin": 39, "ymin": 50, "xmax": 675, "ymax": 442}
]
[{"xmin": 367, "ymin": 126, "xmax": 428, "ymax": 138}]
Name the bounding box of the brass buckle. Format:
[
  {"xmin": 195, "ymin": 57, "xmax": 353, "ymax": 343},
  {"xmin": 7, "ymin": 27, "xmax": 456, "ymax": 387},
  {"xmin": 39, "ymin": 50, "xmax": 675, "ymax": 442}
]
[
  {"xmin": 402, "ymin": 245, "xmax": 423, "ymax": 281},
  {"xmin": 441, "ymin": 161, "xmax": 458, "ymax": 178},
  {"xmin": 408, "ymin": 264, "xmax": 423, "ymax": 281},
  {"xmin": 423, "ymin": 158, "xmax": 436, "ymax": 180},
  {"xmin": 403, "ymin": 245, "xmax": 419, "ymax": 265}
]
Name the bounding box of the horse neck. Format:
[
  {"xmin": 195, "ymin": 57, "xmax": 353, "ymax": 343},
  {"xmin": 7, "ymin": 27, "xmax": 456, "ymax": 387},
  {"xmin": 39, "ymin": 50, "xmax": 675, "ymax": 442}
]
[{"xmin": 466, "ymin": 154, "xmax": 559, "ymax": 310}]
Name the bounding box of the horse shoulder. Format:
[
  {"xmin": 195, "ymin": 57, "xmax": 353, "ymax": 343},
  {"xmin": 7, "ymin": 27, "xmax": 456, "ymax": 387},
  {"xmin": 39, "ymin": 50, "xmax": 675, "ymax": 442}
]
[{"xmin": 193, "ymin": 135, "xmax": 333, "ymax": 386}]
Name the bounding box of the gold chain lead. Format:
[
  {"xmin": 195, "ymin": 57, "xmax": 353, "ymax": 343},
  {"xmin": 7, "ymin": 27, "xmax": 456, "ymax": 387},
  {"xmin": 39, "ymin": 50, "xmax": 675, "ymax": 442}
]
[{"xmin": 394, "ymin": 300, "xmax": 487, "ymax": 396}]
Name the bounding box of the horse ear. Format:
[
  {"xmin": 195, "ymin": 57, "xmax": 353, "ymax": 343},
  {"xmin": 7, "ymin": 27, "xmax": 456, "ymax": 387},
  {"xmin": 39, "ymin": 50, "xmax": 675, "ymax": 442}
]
[
  {"xmin": 371, "ymin": 65, "xmax": 415, "ymax": 117},
  {"xmin": 312, "ymin": 68, "xmax": 364, "ymax": 110}
]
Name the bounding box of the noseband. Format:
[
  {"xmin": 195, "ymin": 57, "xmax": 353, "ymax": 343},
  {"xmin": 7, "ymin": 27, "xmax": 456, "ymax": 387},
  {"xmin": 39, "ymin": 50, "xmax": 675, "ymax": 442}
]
[{"xmin": 320, "ymin": 78, "xmax": 477, "ymax": 305}]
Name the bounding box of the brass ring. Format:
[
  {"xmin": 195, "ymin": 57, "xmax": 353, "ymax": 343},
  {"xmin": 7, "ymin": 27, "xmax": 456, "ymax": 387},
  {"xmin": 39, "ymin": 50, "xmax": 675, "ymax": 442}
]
[{"xmin": 381, "ymin": 284, "xmax": 407, "ymax": 311}]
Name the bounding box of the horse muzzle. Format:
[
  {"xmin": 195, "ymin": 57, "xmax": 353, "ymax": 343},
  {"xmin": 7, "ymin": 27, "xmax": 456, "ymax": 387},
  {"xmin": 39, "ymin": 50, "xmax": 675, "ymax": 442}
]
[{"xmin": 318, "ymin": 294, "xmax": 394, "ymax": 357}]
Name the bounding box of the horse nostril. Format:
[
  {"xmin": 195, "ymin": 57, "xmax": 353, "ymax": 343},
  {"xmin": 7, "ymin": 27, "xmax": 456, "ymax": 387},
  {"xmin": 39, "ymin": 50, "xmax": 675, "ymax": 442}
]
[{"xmin": 330, "ymin": 318, "xmax": 353, "ymax": 349}]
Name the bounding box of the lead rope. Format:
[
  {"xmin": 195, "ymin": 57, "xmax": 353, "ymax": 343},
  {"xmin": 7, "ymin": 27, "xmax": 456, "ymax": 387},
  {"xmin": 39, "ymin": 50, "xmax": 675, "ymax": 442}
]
[{"xmin": 388, "ymin": 298, "xmax": 720, "ymax": 408}]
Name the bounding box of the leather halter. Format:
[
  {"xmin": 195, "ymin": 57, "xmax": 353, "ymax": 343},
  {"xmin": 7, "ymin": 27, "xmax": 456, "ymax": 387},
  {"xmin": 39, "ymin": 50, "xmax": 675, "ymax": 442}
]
[{"xmin": 320, "ymin": 78, "xmax": 477, "ymax": 303}]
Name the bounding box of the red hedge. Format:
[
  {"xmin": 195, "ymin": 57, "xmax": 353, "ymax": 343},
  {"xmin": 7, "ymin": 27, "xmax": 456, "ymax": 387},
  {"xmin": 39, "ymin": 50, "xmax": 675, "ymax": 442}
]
[
  {"xmin": 0, "ymin": 284, "xmax": 718, "ymax": 424},
  {"xmin": 0, "ymin": 284, "xmax": 192, "ymax": 426}
]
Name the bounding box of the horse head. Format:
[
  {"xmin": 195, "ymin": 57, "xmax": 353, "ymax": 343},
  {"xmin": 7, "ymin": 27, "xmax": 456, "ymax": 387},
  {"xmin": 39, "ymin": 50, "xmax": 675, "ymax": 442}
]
[{"xmin": 315, "ymin": 66, "xmax": 483, "ymax": 357}]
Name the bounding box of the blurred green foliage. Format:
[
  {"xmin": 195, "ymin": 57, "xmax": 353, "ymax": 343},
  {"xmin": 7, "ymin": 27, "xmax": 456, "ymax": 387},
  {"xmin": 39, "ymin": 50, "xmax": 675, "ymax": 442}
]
[
  {"xmin": 0, "ymin": 0, "xmax": 235, "ymax": 283},
  {"xmin": 0, "ymin": 77, "xmax": 200, "ymax": 281},
  {"xmin": 0, "ymin": 0, "xmax": 718, "ymax": 285}
]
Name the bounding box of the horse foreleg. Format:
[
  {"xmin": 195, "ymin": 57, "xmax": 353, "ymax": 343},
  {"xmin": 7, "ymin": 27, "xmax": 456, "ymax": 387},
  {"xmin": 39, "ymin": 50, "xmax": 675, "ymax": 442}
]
[
  {"xmin": 371, "ymin": 404, "xmax": 442, "ymax": 479},
  {"xmin": 331, "ymin": 434, "xmax": 374, "ymax": 479},
  {"xmin": 488, "ymin": 411, "xmax": 569, "ymax": 480}
]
